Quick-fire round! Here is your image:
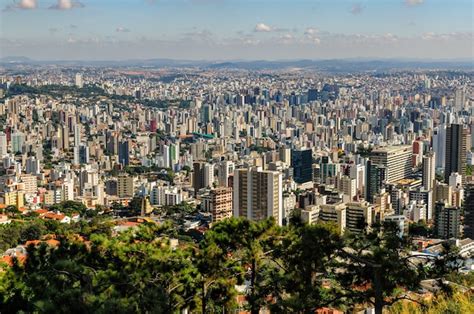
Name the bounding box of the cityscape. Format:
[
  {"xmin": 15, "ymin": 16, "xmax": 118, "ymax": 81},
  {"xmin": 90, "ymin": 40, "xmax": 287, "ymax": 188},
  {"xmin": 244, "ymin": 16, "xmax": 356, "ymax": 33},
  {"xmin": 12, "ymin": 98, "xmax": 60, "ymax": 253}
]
[{"xmin": 0, "ymin": 0, "xmax": 473, "ymax": 313}]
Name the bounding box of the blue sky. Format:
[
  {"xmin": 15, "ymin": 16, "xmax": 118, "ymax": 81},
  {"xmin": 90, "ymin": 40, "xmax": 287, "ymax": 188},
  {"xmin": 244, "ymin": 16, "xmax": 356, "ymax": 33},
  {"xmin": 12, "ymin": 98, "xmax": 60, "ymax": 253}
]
[{"xmin": 1, "ymin": 0, "xmax": 473, "ymax": 60}]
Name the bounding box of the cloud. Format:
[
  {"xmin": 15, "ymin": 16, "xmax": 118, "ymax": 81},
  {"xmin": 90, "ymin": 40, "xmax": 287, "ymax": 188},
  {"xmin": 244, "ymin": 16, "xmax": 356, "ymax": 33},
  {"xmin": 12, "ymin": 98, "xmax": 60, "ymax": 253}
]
[
  {"xmin": 49, "ymin": 0, "xmax": 84, "ymax": 10},
  {"xmin": 49, "ymin": 27, "xmax": 60, "ymax": 34},
  {"xmin": 350, "ymin": 3, "xmax": 364, "ymax": 15},
  {"xmin": 303, "ymin": 27, "xmax": 321, "ymax": 44},
  {"xmin": 116, "ymin": 27, "xmax": 131, "ymax": 33},
  {"xmin": 3, "ymin": 0, "xmax": 37, "ymax": 11},
  {"xmin": 304, "ymin": 27, "xmax": 319, "ymax": 35},
  {"xmin": 405, "ymin": 0, "xmax": 424, "ymax": 6},
  {"xmin": 254, "ymin": 23, "xmax": 273, "ymax": 32}
]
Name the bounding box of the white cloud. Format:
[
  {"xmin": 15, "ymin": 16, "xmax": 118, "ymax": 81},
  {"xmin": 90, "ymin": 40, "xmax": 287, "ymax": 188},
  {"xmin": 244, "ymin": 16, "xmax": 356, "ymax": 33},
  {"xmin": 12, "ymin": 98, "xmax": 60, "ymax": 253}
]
[
  {"xmin": 19, "ymin": 0, "xmax": 37, "ymax": 9},
  {"xmin": 50, "ymin": 0, "xmax": 84, "ymax": 10},
  {"xmin": 304, "ymin": 28, "xmax": 319, "ymax": 35},
  {"xmin": 116, "ymin": 27, "xmax": 131, "ymax": 33},
  {"xmin": 254, "ymin": 23, "xmax": 273, "ymax": 32},
  {"xmin": 303, "ymin": 27, "xmax": 321, "ymax": 44},
  {"xmin": 3, "ymin": 0, "xmax": 37, "ymax": 11},
  {"xmin": 405, "ymin": 0, "xmax": 424, "ymax": 7}
]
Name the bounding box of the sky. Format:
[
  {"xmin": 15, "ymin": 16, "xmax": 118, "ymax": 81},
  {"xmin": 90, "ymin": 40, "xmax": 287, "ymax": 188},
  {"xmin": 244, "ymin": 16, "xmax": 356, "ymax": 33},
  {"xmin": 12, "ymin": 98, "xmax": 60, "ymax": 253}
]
[{"xmin": 0, "ymin": 0, "xmax": 473, "ymax": 60}]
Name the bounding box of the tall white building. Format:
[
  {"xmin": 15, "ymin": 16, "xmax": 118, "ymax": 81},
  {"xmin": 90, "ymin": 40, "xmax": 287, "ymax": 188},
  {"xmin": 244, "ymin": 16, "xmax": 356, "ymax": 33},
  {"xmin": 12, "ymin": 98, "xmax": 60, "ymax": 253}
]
[
  {"xmin": 370, "ymin": 145, "xmax": 412, "ymax": 184},
  {"xmin": 74, "ymin": 124, "xmax": 81, "ymax": 147},
  {"xmin": 218, "ymin": 160, "xmax": 234, "ymax": 187},
  {"xmin": 203, "ymin": 163, "xmax": 214, "ymax": 188},
  {"xmin": 422, "ymin": 152, "xmax": 436, "ymax": 191},
  {"xmin": 75, "ymin": 73, "xmax": 83, "ymax": 88},
  {"xmin": 233, "ymin": 167, "xmax": 283, "ymax": 225},
  {"xmin": 11, "ymin": 131, "xmax": 24, "ymax": 154},
  {"xmin": 0, "ymin": 132, "xmax": 7, "ymax": 157}
]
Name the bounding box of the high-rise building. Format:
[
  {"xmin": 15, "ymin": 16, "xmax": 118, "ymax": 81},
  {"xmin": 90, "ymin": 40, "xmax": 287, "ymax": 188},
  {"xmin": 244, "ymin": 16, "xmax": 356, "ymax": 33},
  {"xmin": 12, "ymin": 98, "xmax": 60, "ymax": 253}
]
[
  {"xmin": 218, "ymin": 160, "xmax": 234, "ymax": 187},
  {"xmin": 75, "ymin": 73, "xmax": 83, "ymax": 88},
  {"xmin": 433, "ymin": 125, "xmax": 446, "ymax": 169},
  {"xmin": 464, "ymin": 182, "xmax": 474, "ymax": 239},
  {"xmin": 201, "ymin": 104, "xmax": 213, "ymax": 124},
  {"xmin": 203, "ymin": 163, "xmax": 214, "ymax": 188},
  {"xmin": 365, "ymin": 160, "xmax": 386, "ymax": 203},
  {"xmin": 25, "ymin": 156, "xmax": 40, "ymax": 174},
  {"xmin": 422, "ymin": 152, "xmax": 436, "ymax": 191},
  {"xmin": 409, "ymin": 189, "xmax": 433, "ymax": 221},
  {"xmin": 74, "ymin": 144, "xmax": 90, "ymax": 165},
  {"xmin": 20, "ymin": 174, "xmax": 37, "ymax": 194},
  {"xmin": 279, "ymin": 147, "xmax": 291, "ymax": 166},
  {"xmin": 60, "ymin": 125, "xmax": 69, "ymax": 150},
  {"xmin": 370, "ymin": 146, "xmax": 412, "ymax": 184},
  {"xmin": 0, "ymin": 132, "xmax": 7, "ymax": 157},
  {"xmin": 118, "ymin": 140, "xmax": 130, "ymax": 166},
  {"xmin": 11, "ymin": 131, "xmax": 24, "ymax": 153},
  {"xmin": 307, "ymin": 88, "xmax": 318, "ymax": 102},
  {"xmin": 193, "ymin": 162, "xmax": 206, "ymax": 194},
  {"xmin": 434, "ymin": 202, "xmax": 460, "ymax": 239},
  {"xmin": 233, "ymin": 167, "xmax": 283, "ymax": 225},
  {"xmin": 445, "ymin": 124, "xmax": 470, "ymax": 183},
  {"xmin": 210, "ymin": 187, "xmax": 233, "ymax": 223},
  {"xmin": 117, "ymin": 174, "xmax": 134, "ymax": 198},
  {"xmin": 291, "ymin": 149, "xmax": 312, "ymax": 184},
  {"xmin": 74, "ymin": 124, "xmax": 81, "ymax": 147}
]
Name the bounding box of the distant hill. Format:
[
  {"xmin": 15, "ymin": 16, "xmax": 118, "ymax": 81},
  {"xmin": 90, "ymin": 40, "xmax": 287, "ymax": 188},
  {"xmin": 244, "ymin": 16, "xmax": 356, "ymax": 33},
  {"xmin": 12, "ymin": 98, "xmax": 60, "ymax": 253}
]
[
  {"xmin": 0, "ymin": 56, "xmax": 472, "ymax": 72},
  {"xmin": 0, "ymin": 56, "xmax": 33, "ymax": 63}
]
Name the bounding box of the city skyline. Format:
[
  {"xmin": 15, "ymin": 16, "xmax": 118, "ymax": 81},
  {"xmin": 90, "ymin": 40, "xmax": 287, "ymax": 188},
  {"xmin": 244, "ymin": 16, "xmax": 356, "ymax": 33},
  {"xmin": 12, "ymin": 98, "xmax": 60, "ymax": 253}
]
[{"xmin": 1, "ymin": 0, "xmax": 473, "ymax": 60}]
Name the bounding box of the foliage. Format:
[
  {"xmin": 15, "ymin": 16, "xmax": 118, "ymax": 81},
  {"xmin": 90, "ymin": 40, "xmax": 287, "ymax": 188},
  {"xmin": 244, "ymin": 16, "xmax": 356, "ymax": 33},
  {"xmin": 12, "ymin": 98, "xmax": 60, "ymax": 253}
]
[
  {"xmin": 0, "ymin": 217, "xmax": 466, "ymax": 313},
  {"xmin": 388, "ymin": 291, "xmax": 474, "ymax": 314},
  {"xmin": 409, "ymin": 220, "xmax": 433, "ymax": 237},
  {"xmin": 337, "ymin": 222, "xmax": 429, "ymax": 314}
]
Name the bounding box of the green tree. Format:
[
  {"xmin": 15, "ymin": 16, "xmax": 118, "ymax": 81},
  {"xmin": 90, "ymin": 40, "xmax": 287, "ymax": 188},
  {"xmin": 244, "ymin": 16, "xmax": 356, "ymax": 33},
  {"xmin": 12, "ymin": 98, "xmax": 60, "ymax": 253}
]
[
  {"xmin": 271, "ymin": 223, "xmax": 344, "ymax": 312},
  {"xmin": 205, "ymin": 218, "xmax": 280, "ymax": 314},
  {"xmin": 337, "ymin": 222, "xmax": 428, "ymax": 314}
]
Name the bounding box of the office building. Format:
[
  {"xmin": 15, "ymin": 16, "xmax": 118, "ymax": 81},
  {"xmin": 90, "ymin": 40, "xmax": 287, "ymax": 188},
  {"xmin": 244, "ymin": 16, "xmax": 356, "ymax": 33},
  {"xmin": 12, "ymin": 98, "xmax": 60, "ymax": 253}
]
[
  {"xmin": 345, "ymin": 202, "xmax": 373, "ymax": 234},
  {"xmin": 445, "ymin": 124, "xmax": 470, "ymax": 183},
  {"xmin": 319, "ymin": 203, "xmax": 346, "ymax": 234},
  {"xmin": 464, "ymin": 182, "xmax": 474, "ymax": 239},
  {"xmin": 118, "ymin": 140, "xmax": 130, "ymax": 166},
  {"xmin": 370, "ymin": 146, "xmax": 412, "ymax": 184},
  {"xmin": 365, "ymin": 160, "xmax": 386, "ymax": 203},
  {"xmin": 291, "ymin": 149, "xmax": 312, "ymax": 184}
]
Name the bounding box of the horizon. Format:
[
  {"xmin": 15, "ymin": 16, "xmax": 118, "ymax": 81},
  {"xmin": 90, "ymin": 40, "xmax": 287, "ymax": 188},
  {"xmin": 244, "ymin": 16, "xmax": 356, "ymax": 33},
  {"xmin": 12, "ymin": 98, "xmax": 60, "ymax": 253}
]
[{"xmin": 1, "ymin": 0, "xmax": 473, "ymax": 60}]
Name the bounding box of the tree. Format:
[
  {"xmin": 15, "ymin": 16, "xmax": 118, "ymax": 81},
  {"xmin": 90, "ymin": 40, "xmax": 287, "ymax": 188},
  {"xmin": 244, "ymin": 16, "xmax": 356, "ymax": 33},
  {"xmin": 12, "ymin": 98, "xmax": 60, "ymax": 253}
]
[
  {"xmin": 337, "ymin": 222, "xmax": 428, "ymax": 314},
  {"xmin": 1, "ymin": 224, "xmax": 200, "ymax": 313},
  {"xmin": 408, "ymin": 220, "xmax": 433, "ymax": 237},
  {"xmin": 271, "ymin": 223, "xmax": 344, "ymax": 312},
  {"xmin": 204, "ymin": 218, "xmax": 281, "ymax": 314},
  {"xmin": 4, "ymin": 205, "xmax": 20, "ymax": 216},
  {"xmin": 195, "ymin": 223, "xmax": 245, "ymax": 312}
]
